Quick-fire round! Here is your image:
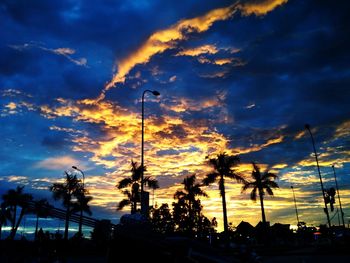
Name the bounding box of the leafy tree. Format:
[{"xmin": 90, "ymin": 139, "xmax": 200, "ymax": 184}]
[
  {"xmin": 203, "ymin": 153, "xmax": 243, "ymax": 235},
  {"xmin": 242, "ymin": 162, "xmax": 279, "ymax": 224},
  {"xmin": 172, "ymin": 174, "xmax": 208, "ymax": 236},
  {"xmin": 150, "ymin": 203, "xmax": 174, "ymax": 234},
  {"xmin": 50, "ymin": 171, "xmax": 82, "ymax": 240},
  {"xmin": 116, "ymin": 160, "xmax": 158, "ymax": 213}
]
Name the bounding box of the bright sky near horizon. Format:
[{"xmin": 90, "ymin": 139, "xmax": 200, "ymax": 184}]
[{"xmin": 1, "ymin": 0, "xmax": 350, "ymax": 232}]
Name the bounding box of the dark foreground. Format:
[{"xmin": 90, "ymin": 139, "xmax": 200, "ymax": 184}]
[{"xmin": 1, "ymin": 239, "xmax": 350, "ymax": 263}]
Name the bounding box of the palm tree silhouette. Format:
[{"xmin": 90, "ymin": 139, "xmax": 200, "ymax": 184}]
[
  {"xmin": 33, "ymin": 199, "xmax": 52, "ymax": 240},
  {"xmin": 173, "ymin": 174, "xmax": 208, "ymax": 234},
  {"xmin": 72, "ymin": 190, "xmax": 93, "ymax": 237},
  {"xmin": 242, "ymin": 162, "xmax": 279, "ymax": 225},
  {"xmin": 0, "ymin": 203, "xmax": 11, "ymax": 240},
  {"xmin": 202, "ymin": 153, "xmax": 243, "ymax": 235},
  {"xmin": 2, "ymin": 186, "xmax": 24, "ymax": 233},
  {"xmin": 2, "ymin": 186, "xmax": 33, "ymax": 239},
  {"xmin": 116, "ymin": 160, "xmax": 158, "ymax": 213},
  {"xmin": 50, "ymin": 171, "xmax": 81, "ymax": 240}
]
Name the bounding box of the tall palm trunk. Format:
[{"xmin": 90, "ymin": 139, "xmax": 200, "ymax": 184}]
[
  {"xmin": 35, "ymin": 215, "xmax": 39, "ymax": 240},
  {"xmin": 10, "ymin": 209, "xmax": 25, "ymax": 239},
  {"xmin": 258, "ymin": 187, "xmax": 267, "ymax": 224},
  {"xmin": 11, "ymin": 205, "xmax": 17, "ymax": 232},
  {"xmin": 79, "ymin": 209, "xmax": 83, "ymax": 236},
  {"xmin": 64, "ymin": 204, "xmax": 70, "ymax": 240},
  {"xmin": 133, "ymin": 199, "xmax": 137, "ymax": 214},
  {"xmin": 219, "ymin": 175, "xmax": 228, "ymax": 234}
]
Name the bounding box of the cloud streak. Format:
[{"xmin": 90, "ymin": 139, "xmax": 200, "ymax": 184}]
[{"xmin": 104, "ymin": 0, "xmax": 288, "ymax": 96}]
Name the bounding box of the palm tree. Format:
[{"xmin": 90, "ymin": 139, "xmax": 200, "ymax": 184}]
[
  {"xmin": 0, "ymin": 203, "xmax": 11, "ymax": 240},
  {"xmin": 50, "ymin": 171, "xmax": 81, "ymax": 240},
  {"xmin": 173, "ymin": 174, "xmax": 208, "ymax": 234},
  {"xmin": 202, "ymin": 153, "xmax": 243, "ymax": 235},
  {"xmin": 2, "ymin": 186, "xmax": 24, "ymax": 233},
  {"xmin": 2, "ymin": 186, "xmax": 33, "ymax": 239},
  {"xmin": 116, "ymin": 160, "xmax": 159, "ymax": 213},
  {"xmin": 72, "ymin": 190, "xmax": 93, "ymax": 237},
  {"xmin": 242, "ymin": 162, "xmax": 279, "ymax": 225},
  {"xmin": 33, "ymin": 199, "xmax": 52, "ymax": 240}
]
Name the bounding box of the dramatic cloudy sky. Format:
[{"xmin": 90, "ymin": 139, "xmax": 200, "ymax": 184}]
[{"xmin": 1, "ymin": 0, "xmax": 350, "ymax": 231}]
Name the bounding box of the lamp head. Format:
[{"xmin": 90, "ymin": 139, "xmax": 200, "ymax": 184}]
[
  {"xmin": 72, "ymin": 166, "xmax": 78, "ymax": 170},
  {"xmin": 305, "ymin": 124, "xmax": 310, "ymax": 130},
  {"xmin": 152, "ymin": 90, "xmax": 160, "ymax": 96}
]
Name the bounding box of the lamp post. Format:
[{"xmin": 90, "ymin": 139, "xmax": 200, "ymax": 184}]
[
  {"xmin": 141, "ymin": 90, "xmax": 160, "ymax": 215},
  {"xmin": 291, "ymin": 186, "xmax": 300, "ymax": 226},
  {"xmin": 305, "ymin": 124, "xmax": 331, "ymax": 228},
  {"xmin": 332, "ymin": 164, "xmax": 345, "ymax": 227},
  {"xmin": 72, "ymin": 166, "xmax": 85, "ymax": 236}
]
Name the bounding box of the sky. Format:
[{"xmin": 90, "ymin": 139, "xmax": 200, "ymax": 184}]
[{"xmin": 0, "ymin": 0, "xmax": 350, "ymax": 232}]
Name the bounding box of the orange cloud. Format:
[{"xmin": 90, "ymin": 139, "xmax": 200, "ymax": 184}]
[
  {"xmin": 104, "ymin": 3, "xmax": 239, "ymax": 91},
  {"xmin": 239, "ymin": 0, "xmax": 288, "ymax": 16},
  {"xmin": 176, "ymin": 44, "xmax": 219, "ymax": 56}
]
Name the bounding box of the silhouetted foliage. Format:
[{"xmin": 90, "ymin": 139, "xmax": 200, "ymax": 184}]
[
  {"xmin": 242, "ymin": 162, "xmax": 279, "ymax": 225},
  {"xmin": 116, "ymin": 160, "xmax": 159, "ymax": 213},
  {"xmin": 203, "ymin": 153, "xmax": 243, "ymax": 235},
  {"xmin": 150, "ymin": 203, "xmax": 174, "ymax": 234},
  {"xmin": 72, "ymin": 188, "xmax": 93, "ymax": 237},
  {"xmin": 1, "ymin": 186, "xmax": 33, "ymax": 239},
  {"xmin": 172, "ymin": 174, "xmax": 214, "ymax": 236},
  {"xmin": 49, "ymin": 171, "xmax": 82, "ymax": 240},
  {"xmin": 325, "ymin": 187, "xmax": 336, "ymax": 212},
  {"xmin": 0, "ymin": 203, "xmax": 11, "ymax": 239}
]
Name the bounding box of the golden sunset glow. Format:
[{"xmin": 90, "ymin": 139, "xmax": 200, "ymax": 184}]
[{"xmin": 2, "ymin": 0, "xmax": 349, "ymax": 239}]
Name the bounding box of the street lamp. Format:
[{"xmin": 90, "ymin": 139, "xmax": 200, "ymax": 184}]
[
  {"xmin": 141, "ymin": 90, "xmax": 160, "ymax": 215},
  {"xmin": 305, "ymin": 124, "xmax": 331, "ymax": 228},
  {"xmin": 72, "ymin": 166, "xmax": 85, "ymax": 236},
  {"xmin": 332, "ymin": 164, "xmax": 345, "ymax": 227},
  {"xmin": 291, "ymin": 186, "xmax": 300, "ymax": 226}
]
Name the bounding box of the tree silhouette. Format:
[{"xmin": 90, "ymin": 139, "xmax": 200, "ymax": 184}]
[
  {"xmin": 0, "ymin": 203, "xmax": 11, "ymax": 240},
  {"xmin": 50, "ymin": 171, "xmax": 82, "ymax": 240},
  {"xmin": 116, "ymin": 160, "xmax": 158, "ymax": 213},
  {"xmin": 202, "ymin": 153, "xmax": 243, "ymax": 235},
  {"xmin": 32, "ymin": 199, "xmax": 52, "ymax": 240},
  {"xmin": 173, "ymin": 174, "xmax": 208, "ymax": 235},
  {"xmin": 2, "ymin": 186, "xmax": 33, "ymax": 239},
  {"xmin": 242, "ymin": 162, "xmax": 279, "ymax": 225},
  {"xmin": 72, "ymin": 189, "xmax": 93, "ymax": 237},
  {"xmin": 150, "ymin": 203, "xmax": 174, "ymax": 234}
]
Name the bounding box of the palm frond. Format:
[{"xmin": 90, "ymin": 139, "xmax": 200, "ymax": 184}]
[
  {"xmin": 250, "ymin": 187, "xmax": 258, "ymax": 201},
  {"xmin": 262, "ymin": 171, "xmax": 278, "ymax": 181},
  {"xmin": 265, "ymin": 186, "xmax": 274, "ymax": 196},
  {"xmin": 117, "ymin": 199, "xmax": 131, "ymax": 211},
  {"xmin": 226, "ymin": 171, "xmax": 246, "ymax": 183},
  {"xmin": 144, "ymin": 177, "xmax": 159, "ymax": 189},
  {"xmin": 241, "ymin": 182, "xmax": 254, "ymax": 192},
  {"xmin": 266, "ymin": 180, "xmax": 279, "ymax": 189},
  {"xmin": 117, "ymin": 178, "xmax": 133, "ymax": 189},
  {"xmin": 202, "ymin": 172, "xmax": 218, "ymax": 186}
]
